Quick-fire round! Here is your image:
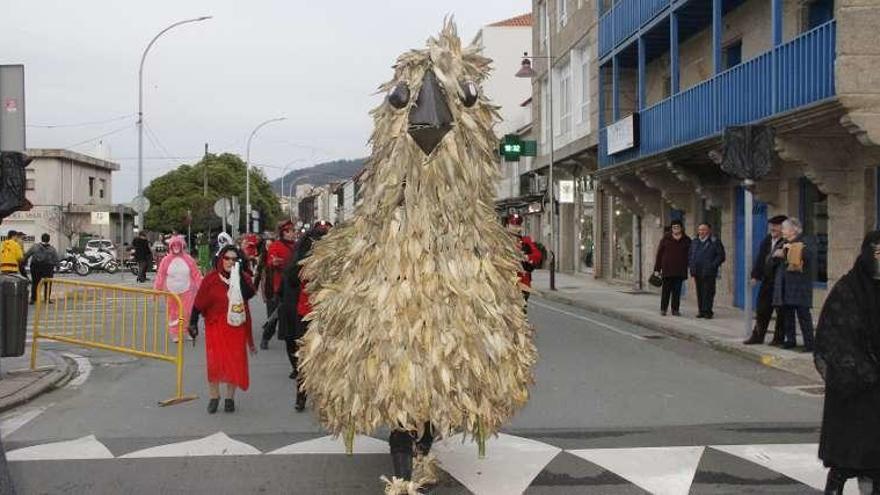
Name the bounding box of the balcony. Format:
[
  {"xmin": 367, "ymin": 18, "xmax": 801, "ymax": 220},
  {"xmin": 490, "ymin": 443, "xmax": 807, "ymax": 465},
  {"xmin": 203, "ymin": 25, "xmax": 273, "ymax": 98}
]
[
  {"xmin": 599, "ymin": 0, "xmax": 672, "ymax": 58},
  {"xmin": 599, "ymin": 20, "xmax": 836, "ymax": 168}
]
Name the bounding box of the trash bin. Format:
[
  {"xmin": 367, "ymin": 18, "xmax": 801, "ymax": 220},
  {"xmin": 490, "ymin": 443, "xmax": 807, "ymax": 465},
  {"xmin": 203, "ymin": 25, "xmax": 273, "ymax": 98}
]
[{"xmin": 0, "ymin": 274, "xmax": 29, "ymax": 357}]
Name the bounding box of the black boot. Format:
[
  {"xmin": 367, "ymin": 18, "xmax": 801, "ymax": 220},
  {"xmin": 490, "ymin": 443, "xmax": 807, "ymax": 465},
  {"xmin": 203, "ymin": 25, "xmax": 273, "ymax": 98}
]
[
  {"xmin": 391, "ymin": 451, "xmax": 413, "ymax": 481},
  {"xmin": 224, "ymin": 398, "xmax": 235, "ymax": 413},
  {"xmin": 825, "ymin": 468, "xmax": 849, "ymax": 495},
  {"xmin": 295, "ymin": 392, "xmax": 306, "ymax": 412},
  {"xmin": 207, "ymin": 398, "xmax": 219, "ymax": 414},
  {"xmin": 743, "ymin": 328, "xmax": 766, "ymax": 345}
]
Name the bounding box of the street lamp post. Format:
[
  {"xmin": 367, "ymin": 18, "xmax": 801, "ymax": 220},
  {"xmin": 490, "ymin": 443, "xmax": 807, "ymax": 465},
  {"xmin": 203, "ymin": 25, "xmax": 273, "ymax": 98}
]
[
  {"xmin": 137, "ymin": 16, "xmax": 212, "ymax": 229},
  {"xmin": 516, "ymin": 46, "xmax": 557, "ymax": 291},
  {"xmin": 245, "ymin": 117, "xmax": 286, "ymax": 233}
]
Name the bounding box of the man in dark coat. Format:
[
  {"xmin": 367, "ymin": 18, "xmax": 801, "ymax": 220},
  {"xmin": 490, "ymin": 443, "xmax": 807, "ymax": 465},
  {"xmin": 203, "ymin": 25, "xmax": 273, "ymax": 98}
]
[
  {"xmin": 745, "ymin": 215, "xmax": 787, "ymax": 345},
  {"xmin": 814, "ymin": 231, "xmax": 880, "ymax": 494},
  {"xmin": 23, "ymin": 233, "xmax": 59, "ymax": 304},
  {"xmin": 688, "ymin": 222, "xmax": 726, "ymax": 319},
  {"xmin": 132, "ymin": 231, "xmax": 152, "ymax": 283},
  {"xmin": 772, "ymin": 218, "xmax": 814, "ymax": 351},
  {"xmin": 653, "ymin": 219, "xmax": 691, "ymax": 316}
]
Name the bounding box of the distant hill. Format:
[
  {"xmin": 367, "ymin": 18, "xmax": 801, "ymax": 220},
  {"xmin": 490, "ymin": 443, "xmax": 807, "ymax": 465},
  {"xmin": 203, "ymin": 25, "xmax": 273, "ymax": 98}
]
[{"xmin": 270, "ymin": 158, "xmax": 366, "ymax": 193}]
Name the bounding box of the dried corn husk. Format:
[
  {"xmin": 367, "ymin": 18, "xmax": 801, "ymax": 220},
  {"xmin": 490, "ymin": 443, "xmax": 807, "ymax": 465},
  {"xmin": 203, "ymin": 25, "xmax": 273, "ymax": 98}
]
[{"xmin": 298, "ymin": 20, "xmax": 537, "ymax": 453}]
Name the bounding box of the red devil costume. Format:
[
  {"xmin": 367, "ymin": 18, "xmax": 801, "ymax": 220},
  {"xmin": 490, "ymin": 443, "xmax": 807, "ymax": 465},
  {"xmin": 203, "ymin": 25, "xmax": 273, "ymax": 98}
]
[
  {"xmin": 508, "ymin": 214, "xmax": 542, "ymax": 298},
  {"xmin": 260, "ymin": 220, "xmax": 297, "ymax": 348},
  {"xmin": 193, "ymin": 246, "xmax": 256, "ymax": 395}
]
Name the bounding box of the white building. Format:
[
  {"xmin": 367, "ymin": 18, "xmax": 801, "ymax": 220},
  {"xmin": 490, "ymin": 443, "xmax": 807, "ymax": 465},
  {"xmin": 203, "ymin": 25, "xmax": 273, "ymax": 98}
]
[{"xmin": 3, "ymin": 149, "xmax": 134, "ymax": 253}]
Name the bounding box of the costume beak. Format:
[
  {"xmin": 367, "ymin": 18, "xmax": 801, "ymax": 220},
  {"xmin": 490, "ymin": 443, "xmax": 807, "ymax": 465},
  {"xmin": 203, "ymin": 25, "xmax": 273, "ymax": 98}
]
[{"xmin": 408, "ymin": 71, "xmax": 453, "ymax": 156}]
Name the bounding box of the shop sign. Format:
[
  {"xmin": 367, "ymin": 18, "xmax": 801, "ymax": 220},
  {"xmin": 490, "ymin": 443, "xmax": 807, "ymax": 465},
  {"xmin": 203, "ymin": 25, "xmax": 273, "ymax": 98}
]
[
  {"xmin": 606, "ymin": 113, "xmax": 639, "ymax": 155},
  {"xmin": 559, "ymin": 180, "xmax": 575, "ymax": 203}
]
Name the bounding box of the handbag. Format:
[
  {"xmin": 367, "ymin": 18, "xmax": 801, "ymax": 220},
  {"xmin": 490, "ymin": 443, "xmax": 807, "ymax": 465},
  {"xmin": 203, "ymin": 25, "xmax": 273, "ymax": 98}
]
[
  {"xmin": 649, "ymin": 273, "xmax": 663, "ymax": 288},
  {"xmin": 226, "ymin": 262, "xmax": 247, "ymax": 327}
]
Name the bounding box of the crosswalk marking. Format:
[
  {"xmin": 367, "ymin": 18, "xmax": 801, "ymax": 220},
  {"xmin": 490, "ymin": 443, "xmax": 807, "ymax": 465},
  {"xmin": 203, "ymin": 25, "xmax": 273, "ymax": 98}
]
[
  {"xmin": 268, "ymin": 434, "xmax": 388, "ymax": 455},
  {"xmin": 6, "ymin": 434, "xmax": 113, "ymax": 461},
  {"xmin": 711, "ymin": 443, "xmax": 857, "ymax": 495},
  {"xmin": 0, "ymin": 405, "xmax": 51, "ymax": 440},
  {"xmin": 569, "ymin": 445, "xmax": 704, "ymax": 495},
  {"xmin": 432, "ymin": 433, "xmax": 561, "ymax": 495},
  {"xmin": 119, "ymin": 432, "xmax": 261, "ymax": 458}
]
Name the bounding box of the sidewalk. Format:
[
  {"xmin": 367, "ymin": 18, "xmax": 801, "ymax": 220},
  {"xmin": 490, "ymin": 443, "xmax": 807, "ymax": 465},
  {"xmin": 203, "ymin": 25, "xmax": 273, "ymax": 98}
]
[
  {"xmin": 530, "ymin": 270, "xmax": 821, "ymax": 382},
  {"xmin": 0, "ymin": 349, "xmax": 73, "ymax": 414}
]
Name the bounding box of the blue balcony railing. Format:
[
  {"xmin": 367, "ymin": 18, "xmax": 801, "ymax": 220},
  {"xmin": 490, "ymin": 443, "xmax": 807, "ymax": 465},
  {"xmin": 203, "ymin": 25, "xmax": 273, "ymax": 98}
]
[
  {"xmin": 599, "ymin": 0, "xmax": 672, "ymax": 59},
  {"xmin": 599, "ymin": 20, "xmax": 836, "ymax": 168}
]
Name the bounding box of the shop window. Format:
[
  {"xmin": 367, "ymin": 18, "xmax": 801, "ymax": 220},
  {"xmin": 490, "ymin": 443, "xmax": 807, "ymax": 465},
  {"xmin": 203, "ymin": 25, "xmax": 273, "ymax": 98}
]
[
  {"xmin": 88, "ymin": 177, "xmax": 95, "ymax": 197},
  {"xmin": 99, "ymin": 178, "xmax": 106, "ymax": 199},
  {"xmin": 799, "ymin": 178, "xmax": 829, "ymax": 283},
  {"xmin": 612, "ymin": 199, "xmax": 633, "ymax": 280},
  {"xmin": 722, "ymin": 40, "xmax": 742, "ymax": 70}
]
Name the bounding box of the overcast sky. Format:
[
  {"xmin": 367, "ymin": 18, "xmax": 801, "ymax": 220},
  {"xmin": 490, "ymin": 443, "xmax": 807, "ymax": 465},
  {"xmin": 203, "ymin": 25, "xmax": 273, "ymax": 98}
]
[{"xmin": 5, "ymin": 0, "xmax": 531, "ymax": 203}]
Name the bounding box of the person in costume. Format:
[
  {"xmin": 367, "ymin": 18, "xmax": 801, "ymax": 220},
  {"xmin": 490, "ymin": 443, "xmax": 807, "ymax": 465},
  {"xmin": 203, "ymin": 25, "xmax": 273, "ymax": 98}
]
[
  {"xmin": 197, "ymin": 233, "xmax": 212, "ymax": 274},
  {"xmin": 296, "ymin": 22, "xmax": 536, "ymax": 493},
  {"xmin": 279, "ymin": 220, "xmax": 331, "ymax": 410},
  {"xmin": 815, "ymin": 231, "xmax": 880, "ymax": 494},
  {"xmin": 259, "ymin": 220, "xmax": 298, "ymax": 349},
  {"xmin": 153, "ymin": 235, "xmax": 202, "ymax": 343},
  {"xmin": 506, "ymin": 213, "xmax": 542, "ymax": 305},
  {"xmin": 192, "ymin": 245, "xmax": 256, "ymax": 414}
]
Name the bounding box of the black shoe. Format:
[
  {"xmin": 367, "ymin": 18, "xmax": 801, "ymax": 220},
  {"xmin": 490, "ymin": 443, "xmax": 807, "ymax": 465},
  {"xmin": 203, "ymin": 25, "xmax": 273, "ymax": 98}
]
[
  {"xmin": 696, "ymin": 313, "xmax": 705, "ymax": 318},
  {"xmin": 782, "ymin": 342, "xmax": 797, "ymax": 350},
  {"xmin": 672, "ymin": 310, "xmax": 681, "ymax": 316},
  {"xmin": 824, "ymin": 468, "xmax": 848, "ymax": 495},
  {"xmin": 295, "ymin": 392, "xmax": 306, "ymax": 412},
  {"xmin": 207, "ymin": 398, "xmax": 219, "ymax": 414},
  {"xmin": 391, "ymin": 451, "xmax": 413, "ymax": 481},
  {"xmin": 743, "ymin": 331, "xmax": 765, "ymax": 345},
  {"xmin": 660, "ymin": 310, "xmax": 667, "ymax": 316},
  {"xmin": 704, "ymin": 313, "xmax": 714, "ymax": 320},
  {"xmin": 260, "ymin": 339, "xmax": 269, "ymax": 350},
  {"xmin": 224, "ymin": 399, "xmax": 235, "ymax": 413},
  {"xmin": 800, "ymin": 346, "xmax": 814, "ymax": 353}
]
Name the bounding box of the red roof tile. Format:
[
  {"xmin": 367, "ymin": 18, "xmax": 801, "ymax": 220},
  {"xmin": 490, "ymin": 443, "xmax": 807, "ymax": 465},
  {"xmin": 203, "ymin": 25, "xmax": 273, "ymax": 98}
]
[{"xmin": 488, "ymin": 13, "xmax": 532, "ymax": 28}]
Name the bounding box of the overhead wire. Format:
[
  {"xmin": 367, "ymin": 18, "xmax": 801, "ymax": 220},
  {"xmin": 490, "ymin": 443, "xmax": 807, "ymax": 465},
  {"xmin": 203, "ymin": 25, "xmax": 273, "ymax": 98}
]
[
  {"xmin": 28, "ymin": 114, "xmax": 135, "ymax": 129},
  {"xmin": 62, "ymin": 124, "xmax": 133, "ymax": 149}
]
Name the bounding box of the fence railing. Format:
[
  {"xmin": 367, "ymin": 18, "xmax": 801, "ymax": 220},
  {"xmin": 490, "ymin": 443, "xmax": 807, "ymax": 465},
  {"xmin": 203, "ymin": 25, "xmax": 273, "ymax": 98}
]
[
  {"xmin": 599, "ymin": 20, "xmax": 836, "ymax": 168},
  {"xmin": 599, "ymin": 0, "xmax": 671, "ymax": 58},
  {"xmin": 30, "ymin": 278, "xmax": 197, "ymax": 406}
]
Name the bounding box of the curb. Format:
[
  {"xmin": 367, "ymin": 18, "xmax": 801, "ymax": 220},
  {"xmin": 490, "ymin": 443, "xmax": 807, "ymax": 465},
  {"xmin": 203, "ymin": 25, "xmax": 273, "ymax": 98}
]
[
  {"xmin": 534, "ymin": 289, "xmax": 821, "ymax": 382},
  {"xmin": 0, "ymin": 350, "xmax": 75, "ymax": 414}
]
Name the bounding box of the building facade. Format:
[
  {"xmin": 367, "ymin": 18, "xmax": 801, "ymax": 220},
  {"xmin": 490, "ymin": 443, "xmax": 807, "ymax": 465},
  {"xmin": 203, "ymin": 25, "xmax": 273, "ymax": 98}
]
[
  {"xmin": 594, "ymin": 0, "xmax": 879, "ymax": 307},
  {"xmin": 3, "ymin": 148, "xmax": 134, "ymax": 253},
  {"xmin": 520, "ymin": 0, "xmax": 600, "ymax": 275}
]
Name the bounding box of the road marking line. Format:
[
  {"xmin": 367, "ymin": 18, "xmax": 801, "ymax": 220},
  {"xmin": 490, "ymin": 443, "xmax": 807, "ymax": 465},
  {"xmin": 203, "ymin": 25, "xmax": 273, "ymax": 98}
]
[
  {"xmin": 0, "ymin": 405, "xmax": 52, "ymax": 439},
  {"xmin": 120, "ymin": 432, "xmax": 261, "ymax": 458},
  {"xmin": 530, "ymin": 301, "xmax": 648, "ymax": 341},
  {"xmin": 570, "ymin": 445, "xmax": 705, "ymax": 495},
  {"xmin": 7, "ymin": 434, "xmax": 114, "ymax": 461},
  {"xmin": 62, "ymin": 352, "xmax": 92, "ymax": 388},
  {"xmin": 268, "ymin": 434, "xmax": 387, "ymax": 455}
]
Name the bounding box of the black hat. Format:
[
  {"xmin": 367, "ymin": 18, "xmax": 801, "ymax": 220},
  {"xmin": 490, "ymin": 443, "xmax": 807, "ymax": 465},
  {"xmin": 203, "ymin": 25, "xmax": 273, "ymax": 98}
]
[
  {"xmin": 6, "ymin": 230, "xmax": 16, "ymax": 238},
  {"xmin": 768, "ymin": 215, "xmax": 788, "ymax": 225}
]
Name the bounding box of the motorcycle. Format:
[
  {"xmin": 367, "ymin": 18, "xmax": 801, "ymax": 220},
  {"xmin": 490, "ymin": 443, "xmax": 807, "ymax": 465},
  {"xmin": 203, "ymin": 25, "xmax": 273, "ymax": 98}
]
[
  {"xmin": 56, "ymin": 249, "xmax": 90, "ymax": 276},
  {"xmin": 80, "ymin": 248, "xmax": 119, "ymax": 274}
]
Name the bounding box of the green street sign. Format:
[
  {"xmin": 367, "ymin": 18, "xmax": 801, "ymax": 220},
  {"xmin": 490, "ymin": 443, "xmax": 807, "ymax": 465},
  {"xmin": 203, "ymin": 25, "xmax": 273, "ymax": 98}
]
[
  {"xmin": 522, "ymin": 140, "xmax": 537, "ymax": 157},
  {"xmin": 500, "ymin": 134, "xmax": 522, "ymax": 162}
]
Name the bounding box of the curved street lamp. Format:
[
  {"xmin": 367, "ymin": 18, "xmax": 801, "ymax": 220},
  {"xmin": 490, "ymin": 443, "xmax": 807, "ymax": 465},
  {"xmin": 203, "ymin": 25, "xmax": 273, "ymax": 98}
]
[
  {"xmin": 137, "ymin": 15, "xmax": 212, "ymax": 228},
  {"xmin": 245, "ymin": 117, "xmax": 286, "ymax": 233}
]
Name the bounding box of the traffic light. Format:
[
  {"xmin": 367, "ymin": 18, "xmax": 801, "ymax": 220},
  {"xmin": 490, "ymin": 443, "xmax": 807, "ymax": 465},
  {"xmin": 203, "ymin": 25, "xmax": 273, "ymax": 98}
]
[{"xmin": 0, "ymin": 151, "xmax": 32, "ymax": 220}]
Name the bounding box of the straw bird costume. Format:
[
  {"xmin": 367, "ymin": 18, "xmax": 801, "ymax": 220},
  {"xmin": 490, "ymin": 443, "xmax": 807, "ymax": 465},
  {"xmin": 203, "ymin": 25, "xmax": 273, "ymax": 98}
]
[{"xmin": 297, "ymin": 21, "xmax": 537, "ymax": 492}]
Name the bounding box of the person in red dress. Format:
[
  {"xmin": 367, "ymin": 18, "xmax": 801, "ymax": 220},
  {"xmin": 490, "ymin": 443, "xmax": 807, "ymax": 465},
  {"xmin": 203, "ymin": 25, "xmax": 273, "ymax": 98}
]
[{"xmin": 193, "ymin": 245, "xmax": 257, "ymax": 414}]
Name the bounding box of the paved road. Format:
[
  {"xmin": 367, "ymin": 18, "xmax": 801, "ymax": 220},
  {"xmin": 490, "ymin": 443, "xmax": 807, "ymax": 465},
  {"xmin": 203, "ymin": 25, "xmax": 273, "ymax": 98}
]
[{"xmin": 1, "ymin": 291, "xmax": 841, "ymax": 494}]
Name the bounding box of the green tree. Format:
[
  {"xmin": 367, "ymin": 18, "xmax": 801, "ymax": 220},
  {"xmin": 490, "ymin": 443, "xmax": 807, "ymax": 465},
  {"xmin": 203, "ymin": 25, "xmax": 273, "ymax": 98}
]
[{"xmin": 143, "ymin": 153, "xmax": 281, "ymax": 234}]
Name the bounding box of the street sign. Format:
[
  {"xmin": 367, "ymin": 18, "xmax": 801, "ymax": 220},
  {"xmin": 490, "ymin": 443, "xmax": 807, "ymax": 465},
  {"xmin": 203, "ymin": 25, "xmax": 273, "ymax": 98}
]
[
  {"xmin": 90, "ymin": 211, "xmax": 110, "ymax": 225},
  {"xmin": 0, "ymin": 65, "xmax": 25, "ymax": 153},
  {"xmin": 559, "ymin": 180, "xmax": 575, "ymax": 203},
  {"xmin": 500, "ymin": 134, "xmax": 522, "ymax": 162},
  {"xmin": 130, "ymin": 195, "xmax": 150, "ymax": 214},
  {"xmin": 213, "ymin": 197, "xmax": 233, "ymax": 219}
]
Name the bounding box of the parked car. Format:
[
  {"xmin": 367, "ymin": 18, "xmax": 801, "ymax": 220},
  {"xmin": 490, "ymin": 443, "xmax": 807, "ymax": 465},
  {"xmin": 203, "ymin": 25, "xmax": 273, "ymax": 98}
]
[{"xmin": 85, "ymin": 239, "xmax": 118, "ymax": 260}]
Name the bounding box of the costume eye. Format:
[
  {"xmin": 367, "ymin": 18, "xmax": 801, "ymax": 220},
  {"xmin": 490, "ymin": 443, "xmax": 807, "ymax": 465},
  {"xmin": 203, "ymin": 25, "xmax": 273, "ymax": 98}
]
[
  {"xmin": 460, "ymin": 80, "xmax": 478, "ymax": 107},
  {"xmin": 387, "ymin": 82, "xmax": 410, "ymax": 109}
]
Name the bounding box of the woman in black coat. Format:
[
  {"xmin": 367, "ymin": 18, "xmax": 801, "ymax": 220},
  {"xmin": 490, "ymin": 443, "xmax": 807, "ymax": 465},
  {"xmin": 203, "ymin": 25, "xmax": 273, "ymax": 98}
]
[
  {"xmin": 652, "ymin": 220, "xmax": 691, "ymax": 316},
  {"xmin": 815, "ymin": 231, "xmax": 880, "ymax": 494},
  {"xmin": 773, "ymin": 219, "xmax": 814, "ymax": 351},
  {"xmin": 277, "ymin": 222, "xmax": 331, "ymax": 411}
]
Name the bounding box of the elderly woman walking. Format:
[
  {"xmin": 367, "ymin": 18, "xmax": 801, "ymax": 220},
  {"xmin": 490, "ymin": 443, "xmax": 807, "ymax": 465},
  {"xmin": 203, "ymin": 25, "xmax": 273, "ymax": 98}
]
[
  {"xmin": 815, "ymin": 231, "xmax": 880, "ymax": 494},
  {"xmin": 773, "ymin": 218, "xmax": 814, "ymax": 351},
  {"xmin": 652, "ymin": 219, "xmax": 691, "ymax": 316},
  {"xmin": 192, "ymin": 246, "xmax": 257, "ymax": 414}
]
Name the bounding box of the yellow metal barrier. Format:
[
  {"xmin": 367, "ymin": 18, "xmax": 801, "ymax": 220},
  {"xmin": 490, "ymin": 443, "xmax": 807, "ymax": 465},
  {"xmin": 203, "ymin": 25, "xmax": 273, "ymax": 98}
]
[{"xmin": 30, "ymin": 278, "xmax": 198, "ymax": 406}]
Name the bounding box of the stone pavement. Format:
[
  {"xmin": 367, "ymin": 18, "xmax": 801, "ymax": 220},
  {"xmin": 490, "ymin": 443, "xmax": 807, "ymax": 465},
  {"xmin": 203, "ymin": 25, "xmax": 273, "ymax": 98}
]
[
  {"xmin": 531, "ymin": 270, "xmax": 822, "ymax": 383},
  {"xmin": 0, "ymin": 350, "xmax": 72, "ymax": 414}
]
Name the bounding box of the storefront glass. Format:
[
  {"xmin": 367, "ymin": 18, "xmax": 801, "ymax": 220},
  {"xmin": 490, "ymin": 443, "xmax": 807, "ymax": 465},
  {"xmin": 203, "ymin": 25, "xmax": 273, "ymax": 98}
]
[{"xmin": 611, "ymin": 198, "xmax": 634, "ymax": 281}]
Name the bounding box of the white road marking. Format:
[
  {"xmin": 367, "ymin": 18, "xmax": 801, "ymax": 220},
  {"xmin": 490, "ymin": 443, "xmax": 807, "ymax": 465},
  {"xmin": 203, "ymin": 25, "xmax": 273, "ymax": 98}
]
[
  {"xmin": 530, "ymin": 301, "xmax": 649, "ymax": 341},
  {"xmin": 433, "ymin": 433, "xmax": 561, "ymax": 495},
  {"xmin": 61, "ymin": 352, "xmax": 92, "ymax": 388},
  {"xmin": 7, "ymin": 434, "xmax": 113, "ymax": 461},
  {"xmin": 0, "ymin": 405, "xmax": 51, "ymax": 439},
  {"xmin": 569, "ymin": 445, "xmax": 705, "ymax": 495},
  {"xmin": 120, "ymin": 432, "xmax": 261, "ymax": 458},
  {"xmin": 711, "ymin": 444, "xmax": 858, "ymax": 495},
  {"xmin": 268, "ymin": 434, "xmax": 388, "ymax": 455}
]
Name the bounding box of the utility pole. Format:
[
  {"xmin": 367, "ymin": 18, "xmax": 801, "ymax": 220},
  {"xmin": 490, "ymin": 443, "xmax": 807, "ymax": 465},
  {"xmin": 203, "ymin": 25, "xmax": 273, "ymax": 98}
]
[{"xmin": 203, "ymin": 142, "xmax": 208, "ymax": 197}]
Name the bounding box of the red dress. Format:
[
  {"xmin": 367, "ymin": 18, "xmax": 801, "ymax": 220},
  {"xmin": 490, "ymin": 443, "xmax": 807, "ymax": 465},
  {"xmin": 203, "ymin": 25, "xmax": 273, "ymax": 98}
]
[{"xmin": 194, "ymin": 270, "xmax": 254, "ymax": 390}]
